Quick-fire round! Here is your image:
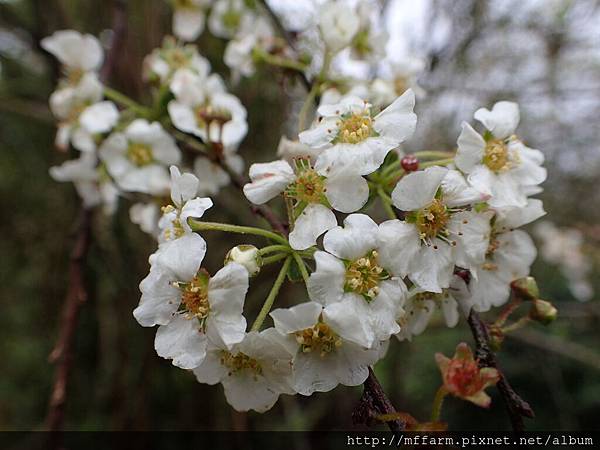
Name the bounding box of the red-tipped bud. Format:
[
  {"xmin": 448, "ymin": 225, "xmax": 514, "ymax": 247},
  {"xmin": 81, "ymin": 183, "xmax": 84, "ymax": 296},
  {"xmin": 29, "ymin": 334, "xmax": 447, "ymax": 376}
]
[{"xmin": 401, "ymin": 154, "xmax": 419, "ymax": 172}]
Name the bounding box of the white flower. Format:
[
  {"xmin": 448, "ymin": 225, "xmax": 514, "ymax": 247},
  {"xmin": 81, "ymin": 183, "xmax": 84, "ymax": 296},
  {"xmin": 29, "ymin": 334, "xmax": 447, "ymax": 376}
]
[
  {"xmin": 193, "ymin": 328, "xmax": 294, "ymax": 412},
  {"xmin": 156, "ymin": 166, "xmax": 213, "ymax": 244},
  {"xmin": 390, "ymin": 166, "xmax": 490, "ymax": 292},
  {"xmin": 270, "ymin": 302, "xmax": 382, "ymax": 395},
  {"xmin": 130, "ymin": 202, "xmax": 161, "ymax": 237},
  {"xmin": 49, "ymin": 152, "xmax": 118, "ymax": 214},
  {"xmin": 168, "ymin": 70, "xmax": 248, "ymax": 148},
  {"xmin": 461, "ymin": 201, "xmax": 544, "ymax": 312},
  {"xmin": 370, "ymin": 56, "xmax": 426, "ymax": 108},
  {"xmin": 299, "ymin": 91, "xmax": 417, "ymax": 176},
  {"xmin": 135, "ymin": 259, "xmax": 249, "ymax": 369},
  {"xmin": 456, "ymin": 101, "xmax": 547, "ymax": 208},
  {"xmin": 172, "ymin": 0, "xmax": 211, "ymax": 42},
  {"xmin": 99, "ymin": 119, "xmax": 181, "ymax": 195},
  {"xmin": 143, "ymin": 36, "xmax": 211, "ymax": 84},
  {"xmin": 243, "ymin": 159, "xmax": 371, "ymax": 250},
  {"xmin": 49, "ymin": 73, "xmax": 119, "ymax": 153},
  {"xmin": 395, "ymin": 276, "xmax": 468, "ymax": 341},
  {"xmin": 276, "ymin": 136, "xmax": 321, "ymax": 163},
  {"xmin": 348, "ymin": 1, "xmax": 388, "ymax": 61},
  {"xmin": 208, "ymin": 0, "xmax": 255, "ymax": 40},
  {"xmin": 41, "ymin": 30, "xmax": 103, "ymax": 74},
  {"xmin": 223, "ymin": 17, "xmax": 273, "ymax": 78},
  {"xmin": 318, "ymin": 2, "xmax": 360, "ymax": 53},
  {"xmin": 306, "ymin": 214, "xmax": 408, "ymax": 346}
]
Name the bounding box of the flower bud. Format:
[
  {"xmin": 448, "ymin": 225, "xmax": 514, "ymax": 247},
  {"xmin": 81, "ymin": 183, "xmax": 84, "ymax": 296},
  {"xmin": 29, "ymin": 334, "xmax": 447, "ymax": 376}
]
[
  {"xmin": 529, "ymin": 299, "xmax": 557, "ymax": 325},
  {"xmin": 225, "ymin": 245, "xmax": 261, "ymax": 277},
  {"xmin": 401, "ymin": 154, "xmax": 419, "ymax": 172},
  {"xmin": 511, "ymin": 276, "xmax": 539, "ymax": 301}
]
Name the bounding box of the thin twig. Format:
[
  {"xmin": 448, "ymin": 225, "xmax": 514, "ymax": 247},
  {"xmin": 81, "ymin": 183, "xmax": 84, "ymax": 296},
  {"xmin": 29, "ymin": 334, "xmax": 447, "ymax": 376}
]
[
  {"xmin": 256, "ymin": 0, "xmax": 312, "ymax": 92},
  {"xmin": 467, "ymin": 311, "xmax": 535, "ymax": 431},
  {"xmin": 353, "ymin": 368, "xmax": 404, "ymax": 432}
]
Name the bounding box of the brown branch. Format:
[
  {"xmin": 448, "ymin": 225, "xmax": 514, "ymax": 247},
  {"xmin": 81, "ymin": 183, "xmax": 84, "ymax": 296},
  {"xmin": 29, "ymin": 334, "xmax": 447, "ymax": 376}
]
[
  {"xmin": 353, "ymin": 368, "xmax": 404, "ymax": 432},
  {"xmin": 46, "ymin": 208, "xmax": 93, "ymax": 433},
  {"xmin": 467, "ymin": 311, "xmax": 535, "ymax": 431},
  {"xmin": 45, "ymin": 0, "xmax": 127, "ymax": 440}
]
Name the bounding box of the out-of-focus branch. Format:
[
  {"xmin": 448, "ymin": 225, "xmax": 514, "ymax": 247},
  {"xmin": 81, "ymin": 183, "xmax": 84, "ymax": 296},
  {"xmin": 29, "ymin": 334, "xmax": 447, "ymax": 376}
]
[
  {"xmin": 256, "ymin": 0, "xmax": 312, "ymax": 92},
  {"xmin": 45, "ymin": 0, "xmax": 127, "ymax": 438},
  {"xmin": 46, "ymin": 208, "xmax": 92, "ymax": 433},
  {"xmin": 467, "ymin": 311, "xmax": 535, "ymax": 431}
]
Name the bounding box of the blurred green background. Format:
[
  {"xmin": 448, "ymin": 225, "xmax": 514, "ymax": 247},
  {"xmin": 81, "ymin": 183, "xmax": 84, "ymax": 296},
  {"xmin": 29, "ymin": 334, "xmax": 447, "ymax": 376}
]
[{"xmin": 1, "ymin": 0, "xmax": 599, "ymax": 431}]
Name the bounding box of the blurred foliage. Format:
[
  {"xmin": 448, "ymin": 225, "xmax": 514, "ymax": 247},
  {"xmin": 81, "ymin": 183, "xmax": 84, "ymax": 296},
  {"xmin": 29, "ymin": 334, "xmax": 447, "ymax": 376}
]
[{"xmin": 1, "ymin": 0, "xmax": 599, "ymax": 432}]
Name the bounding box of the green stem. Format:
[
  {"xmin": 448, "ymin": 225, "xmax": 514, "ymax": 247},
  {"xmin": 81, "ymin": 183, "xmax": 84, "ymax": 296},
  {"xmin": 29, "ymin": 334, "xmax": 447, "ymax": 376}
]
[
  {"xmin": 253, "ymin": 47, "xmax": 307, "ymax": 73},
  {"xmin": 104, "ymin": 87, "xmax": 152, "ymax": 117},
  {"xmin": 378, "ymin": 187, "xmax": 397, "ymax": 219},
  {"xmin": 501, "ymin": 316, "xmax": 531, "ymax": 334},
  {"xmin": 298, "ymin": 82, "xmax": 319, "ymax": 133},
  {"xmin": 259, "ymin": 244, "xmax": 290, "ymax": 256},
  {"xmin": 261, "ymin": 253, "xmax": 289, "ymax": 265},
  {"xmin": 172, "ymin": 130, "xmax": 209, "ymax": 153},
  {"xmin": 188, "ymin": 220, "xmax": 288, "ymax": 245},
  {"xmin": 413, "ymin": 150, "xmax": 455, "ymax": 160},
  {"xmin": 420, "ymin": 158, "xmax": 454, "ymax": 169},
  {"xmin": 292, "ymin": 252, "xmax": 310, "ymax": 284},
  {"xmin": 381, "ymin": 159, "xmax": 401, "ymax": 177},
  {"xmin": 251, "ymin": 257, "xmax": 292, "ymax": 332},
  {"xmin": 431, "ymin": 386, "xmax": 448, "ymax": 422}
]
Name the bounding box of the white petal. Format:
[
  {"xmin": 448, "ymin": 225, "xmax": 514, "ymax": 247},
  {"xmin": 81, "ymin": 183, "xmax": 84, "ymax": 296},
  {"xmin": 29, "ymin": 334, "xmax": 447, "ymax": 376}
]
[
  {"xmin": 409, "ymin": 242, "xmax": 454, "ymax": 293},
  {"xmin": 270, "ymin": 302, "xmax": 322, "ymax": 334},
  {"xmin": 173, "ymin": 8, "xmax": 206, "ymax": 42},
  {"xmin": 289, "ymin": 204, "xmax": 337, "ymax": 250},
  {"xmin": 155, "ymin": 315, "xmax": 207, "ymax": 369},
  {"xmin": 298, "ymin": 117, "xmax": 338, "ymax": 148},
  {"xmin": 391, "ymin": 166, "xmax": 447, "ymax": 211},
  {"xmin": 474, "ymin": 101, "xmax": 520, "ymax": 139},
  {"xmin": 441, "ymin": 169, "xmax": 488, "ymax": 207},
  {"xmin": 495, "ymin": 230, "xmax": 536, "ymax": 279},
  {"xmin": 222, "ymin": 372, "xmax": 280, "ymax": 412},
  {"xmin": 41, "ymin": 30, "xmax": 103, "ymax": 71},
  {"xmin": 293, "ymin": 351, "xmax": 341, "ymax": 395},
  {"xmin": 494, "ymin": 198, "xmax": 546, "ymax": 231},
  {"xmin": 79, "ymin": 101, "xmax": 119, "ymax": 134},
  {"xmin": 441, "ymin": 294, "xmax": 459, "ymax": 328},
  {"xmin": 193, "ymin": 348, "xmax": 228, "ymax": 385},
  {"xmin": 134, "ymin": 268, "xmax": 180, "ymax": 327},
  {"xmin": 324, "ymin": 174, "xmax": 369, "ymax": 213},
  {"xmin": 373, "ymin": 89, "xmax": 417, "ymax": 142},
  {"xmin": 377, "ymin": 220, "xmax": 421, "ymax": 276},
  {"xmin": 449, "ymin": 210, "xmax": 493, "ymax": 268},
  {"xmin": 323, "ymin": 213, "xmax": 378, "ymax": 260},
  {"xmin": 456, "ymin": 122, "xmax": 485, "ymax": 173},
  {"xmin": 180, "ymin": 197, "xmax": 213, "ymax": 232},
  {"xmin": 168, "ymin": 101, "xmax": 204, "ymax": 138},
  {"xmin": 307, "ymin": 251, "xmax": 346, "ymax": 306},
  {"xmin": 153, "ymin": 233, "xmax": 206, "ymax": 281},
  {"xmin": 169, "ymin": 165, "xmax": 200, "ymax": 205},
  {"xmin": 323, "ymin": 297, "xmax": 375, "ymax": 348},
  {"xmin": 243, "ymin": 160, "xmax": 294, "ymax": 204}
]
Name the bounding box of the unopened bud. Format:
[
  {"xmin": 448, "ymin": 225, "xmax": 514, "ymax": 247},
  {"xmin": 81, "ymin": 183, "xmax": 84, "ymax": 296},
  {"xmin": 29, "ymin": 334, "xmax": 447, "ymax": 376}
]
[
  {"xmin": 529, "ymin": 299, "xmax": 557, "ymax": 325},
  {"xmin": 225, "ymin": 245, "xmax": 261, "ymax": 277},
  {"xmin": 511, "ymin": 277, "xmax": 539, "ymax": 301}
]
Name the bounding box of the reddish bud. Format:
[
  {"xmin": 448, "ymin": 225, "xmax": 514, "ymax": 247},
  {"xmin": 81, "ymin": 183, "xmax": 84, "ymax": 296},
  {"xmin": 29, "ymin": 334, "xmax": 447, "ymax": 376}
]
[{"xmin": 401, "ymin": 154, "xmax": 419, "ymax": 172}]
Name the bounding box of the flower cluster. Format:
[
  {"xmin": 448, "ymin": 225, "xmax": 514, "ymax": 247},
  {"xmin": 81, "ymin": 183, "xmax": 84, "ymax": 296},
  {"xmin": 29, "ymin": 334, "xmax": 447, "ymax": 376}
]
[{"xmin": 43, "ymin": 0, "xmax": 551, "ymax": 417}]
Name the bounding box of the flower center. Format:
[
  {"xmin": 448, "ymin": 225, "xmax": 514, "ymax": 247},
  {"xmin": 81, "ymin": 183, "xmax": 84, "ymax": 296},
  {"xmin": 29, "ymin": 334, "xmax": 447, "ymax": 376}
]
[
  {"xmin": 296, "ymin": 322, "xmax": 342, "ymax": 357},
  {"xmin": 336, "ymin": 112, "xmax": 374, "ymax": 144},
  {"xmin": 220, "ymin": 351, "xmax": 262, "ymax": 375},
  {"xmin": 287, "ymin": 168, "xmax": 326, "ymax": 204},
  {"xmin": 161, "ymin": 205, "xmax": 186, "ymax": 241},
  {"xmin": 352, "ymin": 29, "xmax": 372, "ymax": 57},
  {"xmin": 222, "ymin": 9, "xmax": 241, "ymax": 31},
  {"xmin": 483, "ymin": 139, "xmax": 511, "ymax": 172},
  {"xmin": 446, "ymin": 358, "xmax": 484, "ymax": 397},
  {"xmin": 345, "ymin": 250, "xmax": 389, "ymax": 301},
  {"xmin": 414, "ymin": 199, "xmax": 450, "ymax": 241},
  {"xmin": 178, "ymin": 269, "xmax": 210, "ymax": 319},
  {"xmin": 127, "ymin": 142, "xmax": 154, "ymax": 166}
]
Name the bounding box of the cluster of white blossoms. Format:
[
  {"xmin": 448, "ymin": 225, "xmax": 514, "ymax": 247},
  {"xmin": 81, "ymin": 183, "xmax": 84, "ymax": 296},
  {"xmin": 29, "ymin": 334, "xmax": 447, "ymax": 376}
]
[{"xmin": 44, "ymin": 0, "xmax": 551, "ymax": 415}]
